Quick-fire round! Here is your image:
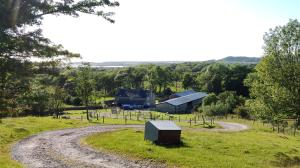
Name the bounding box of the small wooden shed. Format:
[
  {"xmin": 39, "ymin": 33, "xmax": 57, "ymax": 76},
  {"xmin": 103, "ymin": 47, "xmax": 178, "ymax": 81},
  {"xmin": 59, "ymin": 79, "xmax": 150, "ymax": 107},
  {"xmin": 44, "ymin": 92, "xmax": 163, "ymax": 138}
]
[{"xmin": 144, "ymin": 120, "xmax": 181, "ymax": 144}]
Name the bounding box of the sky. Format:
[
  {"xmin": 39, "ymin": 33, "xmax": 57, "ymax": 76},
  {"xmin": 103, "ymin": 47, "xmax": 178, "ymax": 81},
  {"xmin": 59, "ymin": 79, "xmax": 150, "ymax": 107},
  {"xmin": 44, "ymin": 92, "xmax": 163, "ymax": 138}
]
[{"xmin": 41, "ymin": 0, "xmax": 300, "ymax": 62}]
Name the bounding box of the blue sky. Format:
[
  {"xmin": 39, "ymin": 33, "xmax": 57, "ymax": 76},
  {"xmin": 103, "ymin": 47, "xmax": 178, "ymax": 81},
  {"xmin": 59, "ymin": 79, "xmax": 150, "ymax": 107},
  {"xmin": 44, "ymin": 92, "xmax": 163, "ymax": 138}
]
[{"xmin": 41, "ymin": 0, "xmax": 300, "ymax": 62}]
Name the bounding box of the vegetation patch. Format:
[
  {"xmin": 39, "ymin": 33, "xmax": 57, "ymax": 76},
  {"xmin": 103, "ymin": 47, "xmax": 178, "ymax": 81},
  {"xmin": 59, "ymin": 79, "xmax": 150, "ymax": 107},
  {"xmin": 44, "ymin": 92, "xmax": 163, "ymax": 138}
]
[{"xmin": 84, "ymin": 125, "xmax": 300, "ymax": 168}]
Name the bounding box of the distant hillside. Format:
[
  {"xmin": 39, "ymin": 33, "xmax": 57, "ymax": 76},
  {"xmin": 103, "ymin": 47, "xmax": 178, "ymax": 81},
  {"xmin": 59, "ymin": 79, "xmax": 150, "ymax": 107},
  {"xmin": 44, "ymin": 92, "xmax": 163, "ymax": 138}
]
[
  {"xmin": 218, "ymin": 56, "xmax": 261, "ymax": 64},
  {"xmin": 70, "ymin": 61, "xmax": 184, "ymax": 68},
  {"xmin": 70, "ymin": 56, "xmax": 261, "ymax": 68}
]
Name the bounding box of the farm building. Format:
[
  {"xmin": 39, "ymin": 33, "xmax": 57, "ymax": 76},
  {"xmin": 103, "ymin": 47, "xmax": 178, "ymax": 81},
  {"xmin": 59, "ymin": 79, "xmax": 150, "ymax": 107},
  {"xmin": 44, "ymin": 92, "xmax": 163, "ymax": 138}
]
[
  {"xmin": 156, "ymin": 92, "xmax": 208, "ymax": 114},
  {"xmin": 144, "ymin": 120, "xmax": 181, "ymax": 144},
  {"xmin": 115, "ymin": 88, "xmax": 156, "ymax": 108},
  {"xmin": 169, "ymin": 90, "xmax": 197, "ymax": 99}
]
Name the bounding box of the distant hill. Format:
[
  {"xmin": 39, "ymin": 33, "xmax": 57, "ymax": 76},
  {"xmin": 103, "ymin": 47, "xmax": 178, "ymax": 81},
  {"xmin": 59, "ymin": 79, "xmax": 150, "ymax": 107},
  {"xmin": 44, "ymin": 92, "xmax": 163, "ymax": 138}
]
[
  {"xmin": 69, "ymin": 61, "xmax": 184, "ymax": 68},
  {"xmin": 69, "ymin": 56, "xmax": 261, "ymax": 68},
  {"xmin": 218, "ymin": 56, "xmax": 261, "ymax": 64}
]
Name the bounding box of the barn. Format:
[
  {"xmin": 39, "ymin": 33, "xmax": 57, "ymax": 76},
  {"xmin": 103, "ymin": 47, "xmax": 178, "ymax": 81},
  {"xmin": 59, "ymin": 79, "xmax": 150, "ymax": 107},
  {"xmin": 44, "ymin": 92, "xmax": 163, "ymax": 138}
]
[
  {"xmin": 144, "ymin": 120, "xmax": 181, "ymax": 144},
  {"xmin": 156, "ymin": 92, "xmax": 208, "ymax": 114},
  {"xmin": 115, "ymin": 88, "xmax": 156, "ymax": 108}
]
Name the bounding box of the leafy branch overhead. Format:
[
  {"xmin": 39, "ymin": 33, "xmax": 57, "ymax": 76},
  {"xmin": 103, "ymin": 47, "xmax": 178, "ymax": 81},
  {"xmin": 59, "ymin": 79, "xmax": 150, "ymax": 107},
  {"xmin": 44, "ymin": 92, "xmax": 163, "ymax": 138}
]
[{"xmin": 0, "ymin": 0, "xmax": 119, "ymax": 59}]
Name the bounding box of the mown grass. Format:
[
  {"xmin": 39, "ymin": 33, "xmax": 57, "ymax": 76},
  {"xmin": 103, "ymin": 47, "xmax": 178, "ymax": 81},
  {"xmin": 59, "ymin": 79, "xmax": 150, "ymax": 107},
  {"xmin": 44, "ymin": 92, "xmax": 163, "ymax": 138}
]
[{"xmin": 84, "ymin": 120, "xmax": 300, "ymax": 168}]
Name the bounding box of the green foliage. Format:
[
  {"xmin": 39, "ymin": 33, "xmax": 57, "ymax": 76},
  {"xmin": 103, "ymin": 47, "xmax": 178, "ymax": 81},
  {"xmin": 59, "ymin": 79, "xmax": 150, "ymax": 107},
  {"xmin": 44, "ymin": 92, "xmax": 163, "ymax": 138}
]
[
  {"xmin": 202, "ymin": 91, "xmax": 242, "ymax": 117},
  {"xmin": 0, "ymin": 0, "xmax": 118, "ymax": 117},
  {"xmin": 75, "ymin": 64, "xmax": 96, "ymax": 120},
  {"xmin": 234, "ymin": 105, "xmax": 251, "ymax": 119},
  {"xmin": 246, "ymin": 19, "xmax": 300, "ymax": 125}
]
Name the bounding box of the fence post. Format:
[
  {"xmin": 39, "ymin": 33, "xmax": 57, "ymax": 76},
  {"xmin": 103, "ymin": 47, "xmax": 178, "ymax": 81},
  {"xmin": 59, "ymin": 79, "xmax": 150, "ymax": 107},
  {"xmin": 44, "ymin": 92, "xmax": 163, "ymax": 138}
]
[
  {"xmin": 102, "ymin": 116, "xmax": 105, "ymax": 123},
  {"xmin": 189, "ymin": 118, "xmax": 192, "ymax": 127},
  {"xmin": 202, "ymin": 115, "xmax": 205, "ymax": 125},
  {"xmin": 97, "ymin": 113, "xmax": 99, "ymax": 120}
]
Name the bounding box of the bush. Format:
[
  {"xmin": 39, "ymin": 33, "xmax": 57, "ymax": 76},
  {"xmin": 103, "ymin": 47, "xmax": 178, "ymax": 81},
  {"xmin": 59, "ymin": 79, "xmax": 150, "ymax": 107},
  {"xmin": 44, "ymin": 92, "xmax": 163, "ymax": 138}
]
[
  {"xmin": 234, "ymin": 106, "xmax": 250, "ymax": 119},
  {"xmin": 203, "ymin": 102, "xmax": 230, "ymax": 117}
]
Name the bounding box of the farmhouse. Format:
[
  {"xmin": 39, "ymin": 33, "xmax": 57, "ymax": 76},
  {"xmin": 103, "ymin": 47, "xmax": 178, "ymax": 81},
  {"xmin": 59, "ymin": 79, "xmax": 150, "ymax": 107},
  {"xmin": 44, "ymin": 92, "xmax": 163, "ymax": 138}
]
[
  {"xmin": 115, "ymin": 88, "xmax": 156, "ymax": 108},
  {"xmin": 156, "ymin": 92, "xmax": 208, "ymax": 114},
  {"xmin": 144, "ymin": 120, "xmax": 181, "ymax": 144}
]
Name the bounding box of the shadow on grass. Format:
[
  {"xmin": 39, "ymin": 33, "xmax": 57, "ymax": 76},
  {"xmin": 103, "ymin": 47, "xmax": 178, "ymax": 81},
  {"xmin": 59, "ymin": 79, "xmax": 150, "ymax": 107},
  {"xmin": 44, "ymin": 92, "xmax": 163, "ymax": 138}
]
[
  {"xmin": 154, "ymin": 139, "xmax": 190, "ymax": 149},
  {"xmin": 272, "ymin": 152, "xmax": 300, "ymax": 167}
]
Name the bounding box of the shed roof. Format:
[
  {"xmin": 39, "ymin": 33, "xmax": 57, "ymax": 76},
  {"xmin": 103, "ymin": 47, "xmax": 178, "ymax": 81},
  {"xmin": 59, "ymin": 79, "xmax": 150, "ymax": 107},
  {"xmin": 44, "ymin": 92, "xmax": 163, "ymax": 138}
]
[
  {"xmin": 173, "ymin": 90, "xmax": 197, "ymax": 97},
  {"xmin": 148, "ymin": 120, "xmax": 181, "ymax": 130},
  {"xmin": 164, "ymin": 92, "xmax": 208, "ymax": 106}
]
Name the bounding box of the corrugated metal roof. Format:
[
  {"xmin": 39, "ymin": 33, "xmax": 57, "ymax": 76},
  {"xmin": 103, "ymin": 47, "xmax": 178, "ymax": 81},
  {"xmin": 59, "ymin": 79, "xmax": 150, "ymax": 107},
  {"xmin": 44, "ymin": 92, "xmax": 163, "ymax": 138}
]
[
  {"xmin": 165, "ymin": 92, "xmax": 208, "ymax": 106},
  {"xmin": 174, "ymin": 90, "xmax": 197, "ymax": 97},
  {"xmin": 148, "ymin": 120, "xmax": 181, "ymax": 130}
]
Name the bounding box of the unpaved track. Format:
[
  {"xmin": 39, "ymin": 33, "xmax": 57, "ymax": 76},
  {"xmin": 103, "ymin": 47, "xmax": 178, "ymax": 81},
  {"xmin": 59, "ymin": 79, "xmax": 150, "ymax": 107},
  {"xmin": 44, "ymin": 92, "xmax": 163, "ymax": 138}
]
[{"xmin": 12, "ymin": 122, "xmax": 248, "ymax": 168}]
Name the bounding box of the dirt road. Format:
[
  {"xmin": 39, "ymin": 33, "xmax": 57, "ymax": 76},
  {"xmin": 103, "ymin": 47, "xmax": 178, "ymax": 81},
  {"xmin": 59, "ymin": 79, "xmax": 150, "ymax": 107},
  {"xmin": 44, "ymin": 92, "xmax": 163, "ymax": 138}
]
[{"xmin": 12, "ymin": 122, "xmax": 248, "ymax": 168}]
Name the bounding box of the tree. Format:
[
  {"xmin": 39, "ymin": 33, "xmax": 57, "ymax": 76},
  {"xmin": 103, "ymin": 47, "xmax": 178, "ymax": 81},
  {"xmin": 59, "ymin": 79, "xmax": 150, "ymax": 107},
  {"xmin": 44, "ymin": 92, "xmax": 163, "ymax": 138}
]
[
  {"xmin": 76, "ymin": 65, "xmax": 95, "ymax": 120},
  {"xmin": 246, "ymin": 19, "xmax": 300, "ymax": 132},
  {"xmin": 197, "ymin": 63, "xmax": 229, "ymax": 94},
  {"xmin": 0, "ymin": 0, "xmax": 119, "ymax": 115},
  {"xmin": 49, "ymin": 86, "xmax": 67, "ymax": 118},
  {"xmin": 182, "ymin": 73, "xmax": 196, "ymax": 90}
]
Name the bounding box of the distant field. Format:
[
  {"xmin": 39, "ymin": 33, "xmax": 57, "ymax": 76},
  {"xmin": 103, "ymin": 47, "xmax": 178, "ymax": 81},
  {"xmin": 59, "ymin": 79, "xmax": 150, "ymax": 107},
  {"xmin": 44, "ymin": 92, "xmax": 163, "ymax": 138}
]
[{"xmin": 84, "ymin": 120, "xmax": 300, "ymax": 168}]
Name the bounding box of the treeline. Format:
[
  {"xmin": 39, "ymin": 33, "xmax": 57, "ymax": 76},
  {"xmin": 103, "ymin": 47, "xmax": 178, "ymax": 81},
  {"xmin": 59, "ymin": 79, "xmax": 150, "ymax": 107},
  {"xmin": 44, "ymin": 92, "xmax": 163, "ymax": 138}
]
[{"xmin": 0, "ymin": 60, "xmax": 254, "ymax": 117}]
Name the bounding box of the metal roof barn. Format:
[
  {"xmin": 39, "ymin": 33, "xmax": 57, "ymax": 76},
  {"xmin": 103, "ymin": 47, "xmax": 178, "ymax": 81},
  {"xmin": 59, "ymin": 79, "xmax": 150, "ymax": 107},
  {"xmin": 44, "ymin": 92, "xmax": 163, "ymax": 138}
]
[
  {"xmin": 165, "ymin": 92, "xmax": 208, "ymax": 106},
  {"xmin": 144, "ymin": 120, "xmax": 181, "ymax": 144}
]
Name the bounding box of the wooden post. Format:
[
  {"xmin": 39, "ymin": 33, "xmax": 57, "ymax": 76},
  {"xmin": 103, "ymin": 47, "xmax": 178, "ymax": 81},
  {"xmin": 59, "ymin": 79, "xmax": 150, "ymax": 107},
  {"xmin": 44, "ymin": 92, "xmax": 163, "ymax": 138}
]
[
  {"xmin": 97, "ymin": 113, "xmax": 99, "ymax": 120},
  {"xmin": 125, "ymin": 116, "xmax": 127, "ymax": 125},
  {"xmin": 102, "ymin": 116, "xmax": 105, "ymax": 123},
  {"xmin": 189, "ymin": 118, "xmax": 192, "ymax": 127},
  {"xmin": 294, "ymin": 119, "xmax": 298, "ymax": 136},
  {"xmin": 202, "ymin": 115, "xmax": 205, "ymax": 124}
]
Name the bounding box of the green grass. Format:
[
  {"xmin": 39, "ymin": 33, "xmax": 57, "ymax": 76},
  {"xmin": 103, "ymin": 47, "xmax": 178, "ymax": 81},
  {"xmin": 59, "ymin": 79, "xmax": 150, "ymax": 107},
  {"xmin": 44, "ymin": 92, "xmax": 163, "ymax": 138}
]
[
  {"xmin": 84, "ymin": 120, "xmax": 300, "ymax": 168},
  {"xmin": 0, "ymin": 115, "xmax": 144, "ymax": 168},
  {"xmin": 0, "ymin": 117, "xmax": 96, "ymax": 168}
]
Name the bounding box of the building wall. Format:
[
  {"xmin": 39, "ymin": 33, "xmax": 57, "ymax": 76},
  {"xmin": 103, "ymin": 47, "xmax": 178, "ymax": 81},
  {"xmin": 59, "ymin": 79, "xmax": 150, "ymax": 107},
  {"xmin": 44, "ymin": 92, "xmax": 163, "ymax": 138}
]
[
  {"xmin": 156, "ymin": 98, "xmax": 204, "ymax": 114},
  {"xmin": 156, "ymin": 103, "xmax": 176, "ymax": 113},
  {"xmin": 144, "ymin": 122, "xmax": 159, "ymax": 141}
]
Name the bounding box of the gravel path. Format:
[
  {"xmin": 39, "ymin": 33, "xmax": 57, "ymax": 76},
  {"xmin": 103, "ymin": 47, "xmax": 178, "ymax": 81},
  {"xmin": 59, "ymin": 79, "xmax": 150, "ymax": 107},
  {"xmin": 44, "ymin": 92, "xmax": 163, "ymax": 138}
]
[{"xmin": 12, "ymin": 122, "xmax": 248, "ymax": 168}]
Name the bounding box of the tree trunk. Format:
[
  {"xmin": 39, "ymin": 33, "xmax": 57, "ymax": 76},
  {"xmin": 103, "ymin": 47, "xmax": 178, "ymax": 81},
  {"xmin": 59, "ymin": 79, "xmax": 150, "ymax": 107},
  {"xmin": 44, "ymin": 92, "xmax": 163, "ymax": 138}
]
[
  {"xmin": 294, "ymin": 118, "xmax": 298, "ymax": 136},
  {"xmin": 86, "ymin": 100, "xmax": 89, "ymax": 121}
]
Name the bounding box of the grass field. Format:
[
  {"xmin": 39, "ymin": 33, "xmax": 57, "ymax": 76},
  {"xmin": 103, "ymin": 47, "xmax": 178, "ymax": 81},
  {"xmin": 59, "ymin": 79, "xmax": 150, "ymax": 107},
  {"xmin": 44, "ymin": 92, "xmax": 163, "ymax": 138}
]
[{"xmin": 83, "ymin": 120, "xmax": 300, "ymax": 168}]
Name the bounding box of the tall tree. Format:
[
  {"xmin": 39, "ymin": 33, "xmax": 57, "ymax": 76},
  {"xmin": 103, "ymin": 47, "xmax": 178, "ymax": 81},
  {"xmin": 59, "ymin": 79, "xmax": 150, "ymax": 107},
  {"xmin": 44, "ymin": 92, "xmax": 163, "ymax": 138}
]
[
  {"xmin": 246, "ymin": 19, "xmax": 300, "ymax": 130},
  {"xmin": 0, "ymin": 0, "xmax": 118, "ymax": 115},
  {"xmin": 76, "ymin": 64, "xmax": 95, "ymax": 120}
]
